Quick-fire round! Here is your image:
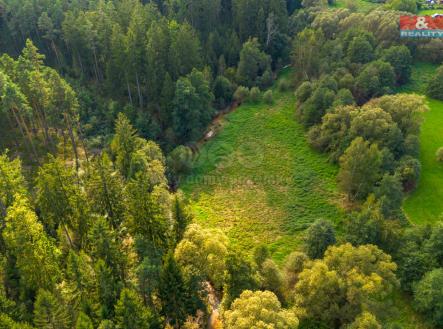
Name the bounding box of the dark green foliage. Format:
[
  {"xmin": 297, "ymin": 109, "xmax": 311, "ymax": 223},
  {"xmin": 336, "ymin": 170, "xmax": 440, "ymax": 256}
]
[
  {"xmin": 304, "ymin": 219, "xmax": 336, "ymax": 259},
  {"xmin": 374, "ymin": 174, "xmax": 403, "ymax": 219},
  {"xmin": 395, "ymin": 155, "xmax": 421, "ymax": 192},
  {"xmin": 354, "ymin": 61, "xmax": 395, "ymax": 103},
  {"xmin": 167, "ymin": 146, "xmax": 194, "ymax": 185},
  {"xmin": 347, "ymin": 36, "xmax": 374, "ymax": 64},
  {"xmin": 158, "ymin": 253, "xmax": 197, "ymax": 328},
  {"xmin": 222, "ymin": 251, "xmax": 259, "ymax": 308},
  {"xmin": 213, "ymin": 75, "xmax": 235, "ymax": 109},
  {"xmin": 33, "ymin": 290, "xmax": 70, "ymax": 329},
  {"xmin": 295, "ymin": 81, "xmax": 313, "ymax": 103},
  {"xmin": 172, "ymin": 69, "xmax": 215, "ymax": 143},
  {"xmin": 381, "ymin": 45, "xmax": 412, "ymax": 84},
  {"xmin": 254, "ymin": 245, "xmax": 270, "ymax": 269},
  {"xmin": 333, "ymin": 88, "xmax": 354, "ymax": 107},
  {"xmin": 427, "ymin": 65, "xmax": 443, "ymax": 100},
  {"xmin": 425, "ymin": 222, "xmax": 443, "ymax": 267},
  {"xmin": 236, "ymin": 38, "xmax": 272, "ymax": 88}
]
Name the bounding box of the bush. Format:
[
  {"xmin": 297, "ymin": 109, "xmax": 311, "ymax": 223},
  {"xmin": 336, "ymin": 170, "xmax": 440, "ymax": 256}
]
[
  {"xmin": 436, "ymin": 147, "xmax": 443, "ymax": 162},
  {"xmin": 213, "ymin": 75, "xmax": 235, "ymax": 109},
  {"xmin": 295, "ymin": 81, "xmax": 313, "ymax": 103},
  {"xmin": 248, "ymin": 87, "xmax": 261, "ymax": 103},
  {"xmin": 305, "ymin": 219, "xmax": 336, "ymax": 259},
  {"xmin": 427, "ymin": 65, "xmax": 443, "ymax": 100},
  {"xmin": 233, "ymin": 86, "xmax": 249, "ymax": 103},
  {"xmin": 414, "ymin": 268, "xmax": 443, "ymax": 326},
  {"xmin": 263, "ymin": 90, "xmax": 273, "ymax": 104},
  {"xmin": 278, "ymin": 78, "xmax": 291, "ymax": 92}
]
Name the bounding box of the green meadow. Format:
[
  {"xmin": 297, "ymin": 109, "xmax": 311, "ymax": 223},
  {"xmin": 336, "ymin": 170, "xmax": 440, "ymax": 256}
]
[
  {"xmin": 396, "ymin": 62, "xmax": 443, "ymax": 224},
  {"xmin": 181, "ymin": 73, "xmax": 343, "ymax": 262}
]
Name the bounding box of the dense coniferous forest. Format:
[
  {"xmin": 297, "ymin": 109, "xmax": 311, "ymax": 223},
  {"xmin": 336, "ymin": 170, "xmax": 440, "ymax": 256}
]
[{"xmin": 1, "ymin": 0, "xmax": 443, "ymax": 328}]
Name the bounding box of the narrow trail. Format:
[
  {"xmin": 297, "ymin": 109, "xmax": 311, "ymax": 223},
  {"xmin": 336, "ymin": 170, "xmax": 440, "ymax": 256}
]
[{"xmin": 204, "ymin": 281, "xmax": 221, "ymax": 329}]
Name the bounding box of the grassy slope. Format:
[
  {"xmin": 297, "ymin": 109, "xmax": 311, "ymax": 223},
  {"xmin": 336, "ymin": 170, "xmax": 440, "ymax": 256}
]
[
  {"xmin": 181, "ymin": 72, "xmax": 343, "ymax": 262},
  {"xmin": 419, "ymin": 8, "xmax": 443, "ymax": 15},
  {"xmin": 332, "ymin": 0, "xmax": 380, "ymax": 12},
  {"xmin": 399, "ymin": 63, "xmax": 443, "ymax": 224}
]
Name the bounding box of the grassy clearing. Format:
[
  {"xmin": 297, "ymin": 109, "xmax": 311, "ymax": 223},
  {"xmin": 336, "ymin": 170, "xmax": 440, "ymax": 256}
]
[
  {"xmin": 418, "ymin": 8, "xmax": 443, "ymax": 15},
  {"xmin": 396, "ymin": 62, "xmax": 443, "ymax": 224},
  {"xmin": 404, "ymin": 97, "xmax": 443, "ymax": 224},
  {"xmin": 332, "ymin": 0, "xmax": 380, "ymax": 12},
  {"xmin": 181, "ymin": 72, "xmax": 343, "ymax": 263}
]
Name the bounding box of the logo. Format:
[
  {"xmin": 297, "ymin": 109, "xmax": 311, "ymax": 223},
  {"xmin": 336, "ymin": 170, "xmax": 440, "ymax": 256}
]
[{"xmin": 400, "ymin": 15, "xmax": 443, "ymax": 38}]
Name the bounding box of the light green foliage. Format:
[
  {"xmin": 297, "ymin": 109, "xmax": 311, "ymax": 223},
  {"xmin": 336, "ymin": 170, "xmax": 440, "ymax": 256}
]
[
  {"xmin": 436, "ymin": 147, "xmax": 443, "ymax": 163},
  {"xmin": 224, "ymin": 290, "xmax": 299, "ymax": 329},
  {"xmin": 263, "ymin": 90, "xmax": 273, "ymax": 104},
  {"xmin": 0, "ymin": 313, "xmax": 34, "ymax": 329},
  {"xmin": 75, "ymin": 312, "xmax": 93, "ymax": 329},
  {"xmin": 84, "ymin": 153, "xmax": 127, "ymax": 227},
  {"xmin": 0, "ymin": 152, "xmax": 26, "ymax": 214},
  {"xmin": 35, "ymin": 155, "xmax": 89, "ymax": 246},
  {"xmin": 386, "ymin": 0, "xmax": 417, "ymax": 13},
  {"xmin": 292, "ymin": 29, "xmax": 324, "ymax": 81},
  {"xmin": 4, "ymin": 195, "xmax": 61, "ymax": 291},
  {"xmin": 295, "ymin": 243, "xmax": 398, "ymax": 327},
  {"xmin": 175, "ymin": 223, "xmax": 228, "ymax": 289},
  {"xmin": 110, "ymin": 113, "xmax": 140, "ymax": 179},
  {"xmin": 181, "ymin": 71, "xmax": 341, "ymax": 261},
  {"xmin": 248, "ymin": 86, "xmax": 261, "ymax": 103},
  {"xmin": 233, "ymin": 86, "xmax": 249, "ymax": 102},
  {"xmin": 283, "ymin": 251, "xmax": 308, "ymax": 291},
  {"xmin": 338, "ymin": 137, "xmax": 382, "ymax": 201},
  {"xmin": 348, "ymin": 312, "xmax": 382, "ymax": 329},
  {"xmin": 114, "ymin": 288, "xmax": 153, "ymax": 329},
  {"xmin": 302, "ymin": 0, "xmax": 327, "ymax": 7},
  {"xmin": 402, "ymin": 64, "xmax": 443, "ymax": 223}
]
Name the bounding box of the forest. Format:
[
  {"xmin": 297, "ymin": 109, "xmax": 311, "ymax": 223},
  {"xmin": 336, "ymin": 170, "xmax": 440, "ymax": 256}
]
[{"xmin": 1, "ymin": 0, "xmax": 443, "ymax": 328}]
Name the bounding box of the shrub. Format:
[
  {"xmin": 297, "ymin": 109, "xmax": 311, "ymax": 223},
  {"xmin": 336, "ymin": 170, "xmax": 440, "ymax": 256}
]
[
  {"xmin": 213, "ymin": 75, "xmax": 235, "ymax": 109},
  {"xmin": 436, "ymin": 147, "xmax": 443, "ymax": 162},
  {"xmin": 414, "ymin": 268, "xmax": 443, "ymax": 326},
  {"xmin": 278, "ymin": 78, "xmax": 291, "ymax": 92},
  {"xmin": 295, "ymin": 81, "xmax": 313, "ymax": 103},
  {"xmin": 248, "ymin": 87, "xmax": 261, "ymax": 103},
  {"xmin": 263, "ymin": 90, "xmax": 273, "ymax": 104},
  {"xmin": 233, "ymin": 86, "xmax": 249, "ymax": 103},
  {"xmin": 427, "ymin": 65, "xmax": 443, "ymax": 100}
]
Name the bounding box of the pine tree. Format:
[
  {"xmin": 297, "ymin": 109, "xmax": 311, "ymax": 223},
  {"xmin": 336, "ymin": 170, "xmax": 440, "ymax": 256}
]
[
  {"xmin": 159, "ymin": 252, "xmax": 189, "ymax": 328},
  {"xmin": 75, "ymin": 312, "xmax": 94, "ymax": 329},
  {"xmin": 33, "ymin": 289, "xmax": 70, "ymax": 329},
  {"xmin": 110, "ymin": 113, "xmax": 140, "ymax": 179},
  {"xmin": 114, "ymin": 288, "xmax": 152, "ymax": 329}
]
